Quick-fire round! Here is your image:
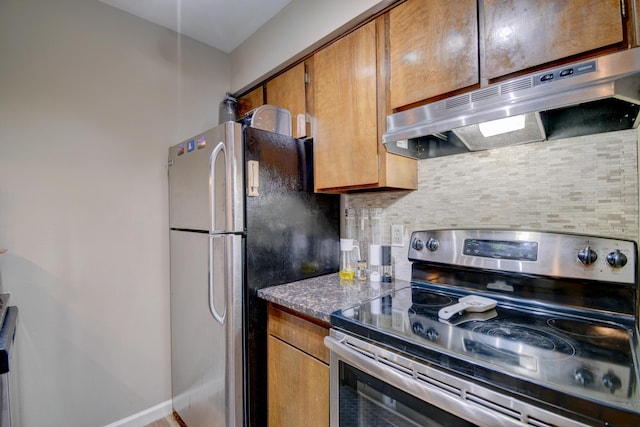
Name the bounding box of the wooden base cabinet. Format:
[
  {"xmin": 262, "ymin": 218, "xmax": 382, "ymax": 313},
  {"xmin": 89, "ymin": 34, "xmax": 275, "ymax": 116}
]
[{"xmin": 267, "ymin": 304, "xmax": 330, "ymax": 427}]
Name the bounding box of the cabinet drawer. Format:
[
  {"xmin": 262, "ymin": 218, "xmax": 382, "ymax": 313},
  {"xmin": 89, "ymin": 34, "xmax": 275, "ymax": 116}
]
[{"xmin": 267, "ymin": 303, "xmax": 330, "ymax": 364}]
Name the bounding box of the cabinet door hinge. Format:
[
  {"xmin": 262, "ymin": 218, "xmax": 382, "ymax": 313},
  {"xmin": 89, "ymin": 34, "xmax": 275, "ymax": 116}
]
[
  {"xmin": 304, "ymin": 72, "xmax": 310, "ymax": 84},
  {"xmin": 621, "ymin": 0, "xmax": 627, "ymax": 18}
]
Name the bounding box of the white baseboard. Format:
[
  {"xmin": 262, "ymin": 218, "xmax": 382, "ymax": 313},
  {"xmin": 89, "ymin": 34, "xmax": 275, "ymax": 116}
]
[{"xmin": 104, "ymin": 400, "xmax": 173, "ymax": 427}]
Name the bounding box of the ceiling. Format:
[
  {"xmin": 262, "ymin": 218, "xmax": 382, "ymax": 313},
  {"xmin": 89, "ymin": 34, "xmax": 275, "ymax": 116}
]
[{"xmin": 99, "ymin": 0, "xmax": 292, "ymax": 53}]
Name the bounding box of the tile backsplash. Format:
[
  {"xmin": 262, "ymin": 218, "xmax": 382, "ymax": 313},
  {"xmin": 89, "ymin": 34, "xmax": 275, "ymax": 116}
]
[{"xmin": 346, "ymin": 129, "xmax": 639, "ymax": 281}]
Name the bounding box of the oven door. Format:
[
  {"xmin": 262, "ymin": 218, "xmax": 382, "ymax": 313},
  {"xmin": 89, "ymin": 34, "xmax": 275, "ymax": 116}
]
[
  {"xmin": 325, "ymin": 329, "xmax": 591, "ymax": 427},
  {"xmin": 333, "ymin": 358, "xmax": 477, "ymax": 427}
]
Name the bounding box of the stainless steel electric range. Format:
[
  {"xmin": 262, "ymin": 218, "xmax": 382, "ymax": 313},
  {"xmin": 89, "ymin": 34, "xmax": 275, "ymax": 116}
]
[{"xmin": 326, "ymin": 229, "xmax": 640, "ymax": 427}]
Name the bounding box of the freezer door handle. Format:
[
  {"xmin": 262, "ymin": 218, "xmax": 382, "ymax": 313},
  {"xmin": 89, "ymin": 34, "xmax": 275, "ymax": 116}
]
[{"xmin": 208, "ymin": 236, "xmax": 226, "ymax": 325}]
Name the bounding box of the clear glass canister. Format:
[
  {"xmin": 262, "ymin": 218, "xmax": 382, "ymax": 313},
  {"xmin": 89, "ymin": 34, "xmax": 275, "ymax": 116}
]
[
  {"xmin": 369, "ymin": 207, "xmax": 383, "ymax": 245},
  {"xmin": 344, "ymin": 208, "xmax": 356, "ymax": 240},
  {"xmin": 340, "ymin": 238, "xmax": 359, "ymax": 281},
  {"xmin": 356, "ymin": 208, "xmax": 370, "ymax": 261}
]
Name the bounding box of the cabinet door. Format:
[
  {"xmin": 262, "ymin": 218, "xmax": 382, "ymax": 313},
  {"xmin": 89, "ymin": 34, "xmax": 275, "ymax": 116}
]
[
  {"xmin": 313, "ymin": 21, "xmax": 379, "ymax": 190},
  {"xmin": 267, "ymin": 304, "xmax": 329, "ymax": 427},
  {"xmin": 238, "ymin": 86, "xmax": 264, "ymax": 117},
  {"xmin": 389, "ymin": 0, "xmax": 479, "ymax": 109},
  {"xmin": 482, "ymin": 0, "xmax": 623, "ymax": 80},
  {"xmin": 266, "ymin": 63, "xmax": 307, "ymax": 138},
  {"xmin": 267, "ymin": 336, "xmax": 329, "ymax": 427}
]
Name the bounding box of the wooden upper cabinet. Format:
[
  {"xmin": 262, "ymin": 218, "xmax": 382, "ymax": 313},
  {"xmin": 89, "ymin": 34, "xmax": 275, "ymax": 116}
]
[
  {"xmin": 482, "ymin": 0, "xmax": 624, "ymax": 80},
  {"xmin": 238, "ymin": 86, "xmax": 264, "ymax": 118},
  {"xmin": 266, "ymin": 63, "xmax": 307, "ymax": 138},
  {"xmin": 313, "ymin": 21, "xmax": 380, "ymax": 190},
  {"xmin": 313, "ymin": 19, "xmax": 417, "ymax": 193},
  {"xmin": 389, "ymin": 0, "xmax": 479, "ymax": 110}
]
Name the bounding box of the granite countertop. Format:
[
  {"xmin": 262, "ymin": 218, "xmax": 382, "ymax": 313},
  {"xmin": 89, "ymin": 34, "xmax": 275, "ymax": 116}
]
[{"xmin": 258, "ymin": 273, "xmax": 411, "ymax": 323}]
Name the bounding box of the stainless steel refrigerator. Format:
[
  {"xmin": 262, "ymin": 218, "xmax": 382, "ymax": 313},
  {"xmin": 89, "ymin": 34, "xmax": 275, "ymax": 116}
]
[{"xmin": 168, "ymin": 121, "xmax": 339, "ymax": 427}]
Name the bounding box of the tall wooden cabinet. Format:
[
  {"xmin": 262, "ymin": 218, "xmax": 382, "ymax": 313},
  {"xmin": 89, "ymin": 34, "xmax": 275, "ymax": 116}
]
[
  {"xmin": 267, "ymin": 304, "xmax": 329, "ymax": 427},
  {"xmin": 313, "ymin": 21, "xmax": 378, "ymax": 191},
  {"xmin": 313, "ymin": 19, "xmax": 417, "ymax": 193}
]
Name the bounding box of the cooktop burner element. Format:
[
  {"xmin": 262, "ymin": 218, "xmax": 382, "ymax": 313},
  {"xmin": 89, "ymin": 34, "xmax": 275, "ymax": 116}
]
[
  {"xmin": 330, "ymin": 229, "xmax": 640, "ymax": 426},
  {"xmin": 548, "ymin": 317, "xmax": 628, "ymax": 338},
  {"xmin": 470, "ymin": 323, "xmax": 574, "ymax": 354},
  {"xmin": 410, "ymin": 292, "xmax": 452, "ymax": 308}
]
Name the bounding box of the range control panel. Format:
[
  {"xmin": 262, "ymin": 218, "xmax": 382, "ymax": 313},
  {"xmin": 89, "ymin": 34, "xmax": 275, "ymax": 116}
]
[
  {"xmin": 462, "ymin": 239, "xmax": 539, "ymax": 262},
  {"xmin": 408, "ymin": 229, "xmax": 637, "ymax": 284}
]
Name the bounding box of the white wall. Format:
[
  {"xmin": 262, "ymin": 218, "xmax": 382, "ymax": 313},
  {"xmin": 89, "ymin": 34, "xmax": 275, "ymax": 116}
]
[
  {"xmin": 230, "ymin": 0, "xmax": 395, "ymax": 93},
  {"xmin": 0, "ymin": 0, "xmax": 230, "ymax": 425}
]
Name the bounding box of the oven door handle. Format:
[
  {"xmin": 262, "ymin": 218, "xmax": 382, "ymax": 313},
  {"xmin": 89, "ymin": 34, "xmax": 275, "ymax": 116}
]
[{"xmin": 325, "ymin": 334, "xmax": 411, "ymax": 380}]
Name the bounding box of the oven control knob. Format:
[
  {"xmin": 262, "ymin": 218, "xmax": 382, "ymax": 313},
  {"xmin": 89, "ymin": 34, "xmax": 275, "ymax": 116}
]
[
  {"xmin": 606, "ymin": 250, "xmax": 627, "ymax": 268},
  {"xmin": 603, "ymin": 372, "xmax": 622, "ymax": 393},
  {"xmin": 411, "ymin": 322, "xmax": 424, "ymax": 334},
  {"xmin": 577, "ymin": 246, "xmax": 598, "ymax": 265},
  {"xmin": 426, "ymin": 238, "xmax": 439, "ymax": 252},
  {"xmin": 412, "ymin": 239, "xmax": 424, "ymax": 251},
  {"xmin": 425, "ymin": 328, "xmax": 439, "ymax": 341},
  {"xmin": 574, "ymin": 368, "xmax": 594, "ymax": 385}
]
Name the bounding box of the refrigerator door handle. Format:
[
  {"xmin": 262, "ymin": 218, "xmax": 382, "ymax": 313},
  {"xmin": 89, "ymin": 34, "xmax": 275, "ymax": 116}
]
[
  {"xmin": 209, "ymin": 141, "xmax": 227, "ymax": 233},
  {"xmin": 208, "ymin": 235, "xmax": 226, "ymax": 325}
]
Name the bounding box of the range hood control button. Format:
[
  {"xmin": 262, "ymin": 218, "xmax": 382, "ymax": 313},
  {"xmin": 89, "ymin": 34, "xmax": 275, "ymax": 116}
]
[
  {"xmin": 560, "ymin": 68, "xmax": 574, "ymax": 77},
  {"xmin": 577, "ymin": 246, "xmax": 597, "ymax": 265},
  {"xmin": 426, "ymin": 238, "xmax": 439, "ymax": 252},
  {"xmin": 606, "ymin": 250, "xmax": 628, "ymax": 268},
  {"xmin": 412, "ymin": 239, "xmax": 424, "ymax": 251},
  {"xmin": 540, "ymin": 73, "xmax": 554, "ymax": 82}
]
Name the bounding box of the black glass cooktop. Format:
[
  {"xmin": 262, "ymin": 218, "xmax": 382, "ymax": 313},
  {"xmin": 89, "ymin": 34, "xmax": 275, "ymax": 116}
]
[{"xmin": 331, "ymin": 282, "xmax": 640, "ymax": 417}]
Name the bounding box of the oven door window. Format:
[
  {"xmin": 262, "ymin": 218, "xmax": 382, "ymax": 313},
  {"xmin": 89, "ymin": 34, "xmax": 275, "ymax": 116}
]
[{"xmin": 339, "ymin": 361, "xmax": 478, "ymax": 427}]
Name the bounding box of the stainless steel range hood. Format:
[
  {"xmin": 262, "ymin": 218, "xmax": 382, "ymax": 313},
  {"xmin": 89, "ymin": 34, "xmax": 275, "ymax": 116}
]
[{"xmin": 383, "ymin": 49, "xmax": 640, "ymax": 159}]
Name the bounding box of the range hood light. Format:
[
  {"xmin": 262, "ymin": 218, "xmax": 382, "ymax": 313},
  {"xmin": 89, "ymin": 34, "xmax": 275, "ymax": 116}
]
[
  {"xmin": 478, "ymin": 114, "xmax": 526, "ymax": 137},
  {"xmin": 452, "ymin": 111, "xmax": 546, "ymax": 151}
]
